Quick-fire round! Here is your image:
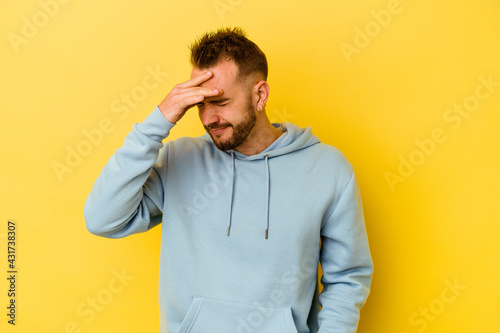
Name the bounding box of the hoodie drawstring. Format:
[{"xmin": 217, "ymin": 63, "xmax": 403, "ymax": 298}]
[
  {"xmin": 226, "ymin": 151, "xmax": 270, "ymax": 239},
  {"xmin": 264, "ymin": 154, "xmax": 270, "ymax": 239},
  {"xmin": 227, "ymin": 151, "xmax": 235, "ymax": 237}
]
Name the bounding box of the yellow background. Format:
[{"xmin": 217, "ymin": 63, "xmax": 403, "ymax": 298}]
[{"xmin": 1, "ymin": 0, "xmax": 499, "ymax": 332}]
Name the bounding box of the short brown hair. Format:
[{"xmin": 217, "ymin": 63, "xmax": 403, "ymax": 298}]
[{"xmin": 189, "ymin": 27, "xmax": 268, "ymax": 81}]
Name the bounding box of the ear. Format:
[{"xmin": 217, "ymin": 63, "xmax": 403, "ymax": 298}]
[{"xmin": 254, "ymin": 80, "xmax": 270, "ymax": 111}]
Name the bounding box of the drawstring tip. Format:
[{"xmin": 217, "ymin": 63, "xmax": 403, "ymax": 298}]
[
  {"xmin": 265, "ymin": 229, "xmax": 268, "ymax": 239},
  {"xmin": 227, "ymin": 226, "xmax": 231, "ymax": 236}
]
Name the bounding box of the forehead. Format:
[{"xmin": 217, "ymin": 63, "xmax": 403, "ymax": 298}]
[{"xmin": 190, "ymin": 60, "xmax": 240, "ymax": 88}]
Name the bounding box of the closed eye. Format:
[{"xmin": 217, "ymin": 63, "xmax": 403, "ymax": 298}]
[
  {"xmin": 196, "ymin": 102, "xmax": 228, "ymax": 108},
  {"xmin": 197, "ymin": 98, "xmax": 230, "ymax": 108},
  {"xmin": 210, "ymin": 98, "xmax": 230, "ymax": 107}
]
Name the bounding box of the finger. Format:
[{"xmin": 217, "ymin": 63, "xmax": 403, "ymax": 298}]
[
  {"xmin": 177, "ymin": 71, "xmax": 213, "ymax": 89},
  {"xmin": 182, "ymin": 94, "xmax": 206, "ymax": 111},
  {"xmin": 183, "ymin": 90, "xmax": 226, "ymax": 111},
  {"xmin": 176, "ymin": 86, "xmax": 223, "ymax": 105}
]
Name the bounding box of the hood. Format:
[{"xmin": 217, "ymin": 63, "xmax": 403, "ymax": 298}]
[
  {"xmin": 202, "ymin": 122, "xmax": 320, "ymax": 160},
  {"xmin": 202, "ymin": 122, "xmax": 321, "ymax": 239}
]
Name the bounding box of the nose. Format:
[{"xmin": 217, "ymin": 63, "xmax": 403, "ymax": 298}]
[{"xmin": 200, "ymin": 105, "xmax": 221, "ymax": 127}]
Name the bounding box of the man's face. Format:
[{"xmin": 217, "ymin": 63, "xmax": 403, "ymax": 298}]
[{"xmin": 191, "ymin": 60, "xmax": 257, "ymax": 151}]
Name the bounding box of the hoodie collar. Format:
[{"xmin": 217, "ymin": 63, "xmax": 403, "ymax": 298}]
[{"xmin": 202, "ymin": 122, "xmax": 320, "ymax": 160}]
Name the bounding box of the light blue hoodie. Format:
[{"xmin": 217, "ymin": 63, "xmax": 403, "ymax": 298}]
[{"xmin": 84, "ymin": 106, "xmax": 373, "ymax": 333}]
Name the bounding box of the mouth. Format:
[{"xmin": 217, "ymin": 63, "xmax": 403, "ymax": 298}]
[{"xmin": 209, "ymin": 125, "xmax": 230, "ymax": 135}]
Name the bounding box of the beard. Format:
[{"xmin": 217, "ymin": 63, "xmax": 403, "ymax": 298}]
[{"xmin": 205, "ymin": 98, "xmax": 257, "ymax": 152}]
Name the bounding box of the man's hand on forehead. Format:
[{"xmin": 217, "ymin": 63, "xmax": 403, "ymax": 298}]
[{"xmin": 158, "ymin": 71, "xmax": 223, "ymax": 124}]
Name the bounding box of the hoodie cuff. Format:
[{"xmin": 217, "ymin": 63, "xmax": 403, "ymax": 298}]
[{"xmin": 135, "ymin": 106, "xmax": 176, "ymax": 143}]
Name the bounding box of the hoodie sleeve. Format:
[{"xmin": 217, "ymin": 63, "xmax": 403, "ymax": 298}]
[
  {"xmin": 84, "ymin": 106, "xmax": 174, "ymax": 238},
  {"xmin": 317, "ymin": 171, "xmax": 373, "ymax": 332}
]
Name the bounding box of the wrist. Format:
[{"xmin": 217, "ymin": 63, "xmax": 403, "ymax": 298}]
[{"xmin": 158, "ymin": 104, "xmax": 178, "ymax": 124}]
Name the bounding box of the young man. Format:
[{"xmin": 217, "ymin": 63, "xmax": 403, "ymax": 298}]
[{"xmin": 85, "ymin": 27, "xmax": 373, "ymax": 333}]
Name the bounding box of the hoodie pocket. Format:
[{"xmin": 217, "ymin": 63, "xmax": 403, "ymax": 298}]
[{"xmin": 175, "ymin": 297, "xmax": 298, "ymax": 333}]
